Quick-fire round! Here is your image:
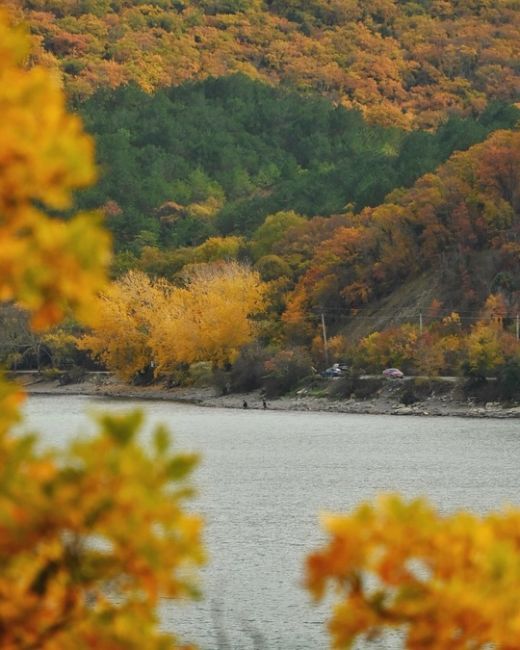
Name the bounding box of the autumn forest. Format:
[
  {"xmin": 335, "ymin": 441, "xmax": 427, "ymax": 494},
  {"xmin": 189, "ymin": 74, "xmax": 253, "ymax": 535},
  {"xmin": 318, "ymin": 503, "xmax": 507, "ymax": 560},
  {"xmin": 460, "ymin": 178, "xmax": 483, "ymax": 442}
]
[
  {"xmin": 0, "ymin": 0, "xmax": 517, "ymax": 390},
  {"xmin": 1, "ymin": 2, "xmax": 520, "ymax": 648}
]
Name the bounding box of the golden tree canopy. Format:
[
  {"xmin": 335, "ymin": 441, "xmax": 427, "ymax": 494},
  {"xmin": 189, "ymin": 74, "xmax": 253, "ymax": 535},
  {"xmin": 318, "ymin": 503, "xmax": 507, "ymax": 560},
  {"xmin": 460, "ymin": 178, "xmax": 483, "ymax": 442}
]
[
  {"xmin": 154, "ymin": 262, "xmax": 266, "ymax": 370},
  {"xmin": 81, "ymin": 263, "xmax": 267, "ymax": 378}
]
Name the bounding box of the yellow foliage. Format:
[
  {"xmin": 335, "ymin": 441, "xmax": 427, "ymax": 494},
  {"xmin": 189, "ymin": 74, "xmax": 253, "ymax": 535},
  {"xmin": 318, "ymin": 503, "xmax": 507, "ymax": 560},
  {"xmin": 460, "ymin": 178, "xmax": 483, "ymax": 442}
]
[
  {"xmin": 42, "ymin": 328, "xmax": 82, "ymax": 367},
  {"xmin": 191, "ymin": 236, "xmax": 244, "ymax": 263},
  {"xmin": 0, "ymin": 411, "xmax": 203, "ymax": 650},
  {"xmin": 312, "ymin": 334, "xmax": 348, "ymax": 365},
  {"xmin": 306, "ymin": 494, "xmax": 520, "ymax": 650},
  {"xmin": 0, "ymin": 12, "xmax": 203, "ymax": 649},
  {"xmin": 153, "ymin": 262, "xmax": 266, "ymax": 370},
  {"xmin": 0, "ymin": 9, "xmax": 110, "ymax": 330},
  {"xmin": 466, "ymin": 321, "xmax": 506, "ymax": 375},
  {"xmin": 482, "ymin": 293, "xmax": 508, "ymax": 325},
  {"xmin": 359, "ymin": 324, "xmax": 419, "ymax": 370},
  {"xmin": 81, "ymin": 263, "xmax": 266, "ymax": 378},
  {"xmin": 79, "ymin": 270, "xmax": 163, "ymax": 380},
  {"xmin": 0, "ymin": 374, "xmax": 24, "ymax": 437}
]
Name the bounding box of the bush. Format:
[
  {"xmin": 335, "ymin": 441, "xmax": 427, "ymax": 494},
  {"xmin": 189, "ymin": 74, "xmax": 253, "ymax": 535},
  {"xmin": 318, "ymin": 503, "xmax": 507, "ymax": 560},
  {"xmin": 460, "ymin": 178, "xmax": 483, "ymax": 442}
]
[
  {"xmin": 353, "ymin": 377, "xmax": 385, "ymax": 400},
  {"xmin": 400, "ymin": 387, "xmax": 419, "ymax": 405},
  {"xmin": 327, "ymin": 370, "xmax": 359, "ymax": 399},
  {"xmin": 58, "ymin": 366, "xmax": 87, "ymax": 385},
  {"xmin": 496, "ymin": 360, "xmax": 520, "ymax": 402},
  {"xmin": 188, "ymin": 362, "xmax": 214, "ymax": 387},
  {"xmin": 40, "ymin": 367, "xmax": 63, "ymax": 382},
  {"xmin": 212, "ymin": 367, "xmax": 231, "ymax": 395},
  {"xmin": 462, "ymin": 376, "xmax": 500, "ymax": 403},
  {"xmin": 230, "ymin": 344, "xmax": 269, "ymax": 393},
  {"xmin": 164, "ymin": 363, "xmax": 190, "ymax": 388},
  {"xmin": 262, "ymin": 347, "xmax": 314, "ymax": 398},
  {"xmin": 399, "ymin": 378, "xmax": 454, "ymax": 404}
]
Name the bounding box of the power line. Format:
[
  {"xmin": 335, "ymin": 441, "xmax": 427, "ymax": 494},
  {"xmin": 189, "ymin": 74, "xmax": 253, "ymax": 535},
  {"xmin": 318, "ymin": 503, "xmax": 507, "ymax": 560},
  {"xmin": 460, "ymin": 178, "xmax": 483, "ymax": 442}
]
[
  {"xmin": 308, "ymin": 312, "xmax": 513, "ymax": 322},
  {"xmin": 309, "ymin": 306, "xmax": 513, "ymax": 315}
]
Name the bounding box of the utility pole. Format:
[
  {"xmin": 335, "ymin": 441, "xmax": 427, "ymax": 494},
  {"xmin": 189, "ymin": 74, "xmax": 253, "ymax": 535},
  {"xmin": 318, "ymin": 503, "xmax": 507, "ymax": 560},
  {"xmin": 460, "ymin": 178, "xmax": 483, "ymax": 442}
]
[
  {"xmin": 516, "ymin": 313, "xmax": 519, "ymax": 341},
  {"xmin": 321, "ymin": 312, "xmax": 330, "ymax": 367},
  {"xmin": 419, "ymin": 312, "xmax": 423, "ymax": 335}
]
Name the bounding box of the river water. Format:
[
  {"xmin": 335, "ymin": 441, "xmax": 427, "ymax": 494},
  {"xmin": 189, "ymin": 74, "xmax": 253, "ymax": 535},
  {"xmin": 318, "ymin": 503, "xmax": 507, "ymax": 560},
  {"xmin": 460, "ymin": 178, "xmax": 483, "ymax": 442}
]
[{"xmin": 23, "ymin": 395, "xmax": 520, "ymax": 649}]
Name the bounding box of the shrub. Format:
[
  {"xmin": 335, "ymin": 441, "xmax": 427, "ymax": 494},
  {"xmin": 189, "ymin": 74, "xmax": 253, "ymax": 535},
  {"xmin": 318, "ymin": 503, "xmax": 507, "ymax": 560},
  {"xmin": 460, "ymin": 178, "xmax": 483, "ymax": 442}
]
[
  {"xmin": 352, "ymin": 377, "xmax": 385, "ymax": 400},
  {"xmin": 400, "ymin": 387, "xmax": 419, "ymax": 405},
  {"xmin": 230, "ymin": 344, "xmax": 269, "ymax": 392},
  {"xmin": 496, "ymin": 359, "xmax": 520, "ymax": 402},
  {"xmin": 399, "ymin": 377, "xmax": 454, "ymax": 404},
  {"xmin": 58, "ymin": 365, "xmax": 87, "ymax": 385},
  {"xmin": 327, "ymin": 370, "xmax": 358, "ymax": 399},
  {"xmin": 262, "ymin": 347, "xmax": 314, "ymax": 398},
  {"xmin": 40, "ymin": 368, "xmax": 62, "ymax": 382},
  {"xmin": 212, "ymin": 367, "xmax": 232, "ymax": 395},
  {"xmin": 188, "ymin": 361, "xmax": 214, "ymax": 387},
  {"xmin": 462, "ymin": 376, "xmax": 500, "ymax": 403}
]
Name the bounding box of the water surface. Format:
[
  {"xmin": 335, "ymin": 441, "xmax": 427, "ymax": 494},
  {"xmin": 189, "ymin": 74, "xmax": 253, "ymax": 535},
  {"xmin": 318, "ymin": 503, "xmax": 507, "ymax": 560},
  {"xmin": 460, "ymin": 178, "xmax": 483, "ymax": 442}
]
[{"xmin": 23, "ymin": 395, "xmax": 520, "ymax": 649}]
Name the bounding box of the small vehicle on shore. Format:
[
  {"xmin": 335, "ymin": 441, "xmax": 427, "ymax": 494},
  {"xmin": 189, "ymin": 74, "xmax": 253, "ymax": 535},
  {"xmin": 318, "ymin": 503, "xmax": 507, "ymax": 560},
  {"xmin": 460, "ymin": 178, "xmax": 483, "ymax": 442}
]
[
  {"xmin": 321, "ymin": 363, "xmax": 344, "ymax": 378},
  {"xmin": 383, "ymin": 368, "xmax": 404, "ymax": 379}
]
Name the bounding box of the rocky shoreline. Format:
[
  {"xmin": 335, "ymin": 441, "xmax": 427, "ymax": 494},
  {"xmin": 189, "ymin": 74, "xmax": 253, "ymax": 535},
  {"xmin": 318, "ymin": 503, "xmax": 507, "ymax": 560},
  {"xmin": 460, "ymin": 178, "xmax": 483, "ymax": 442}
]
[{"xmin": 16, "ymin": 372, "xmax": 520, "ymax": 419}]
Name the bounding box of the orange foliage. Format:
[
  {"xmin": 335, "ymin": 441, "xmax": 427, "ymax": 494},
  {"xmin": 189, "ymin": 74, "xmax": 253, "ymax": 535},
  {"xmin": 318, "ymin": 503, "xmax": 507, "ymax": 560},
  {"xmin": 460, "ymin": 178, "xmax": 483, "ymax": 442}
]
[
  {"xmin": 0, "ymin": 8, "xmax": 110, "ymax": 330},
  {"xmin": 0, "ymin": 12, "xmax": 203, "ymax": 649},
  {"xmin": 306, "ymin": 494, "xmax": 520, "ymax": 649},
  {"xmin": 17, "ymin": 0, "xmax": 520, "ymax": 127},
  {"xmin": 0, "ymin": 412, "xmax": 203, "ymax": 650},
  {"xmin": 350, "ymin": 301, "xmax": 519, "ymax": 376},
  {"xmin": 284, "ymin": 130, "xmax": 520, "ymax": 335}
]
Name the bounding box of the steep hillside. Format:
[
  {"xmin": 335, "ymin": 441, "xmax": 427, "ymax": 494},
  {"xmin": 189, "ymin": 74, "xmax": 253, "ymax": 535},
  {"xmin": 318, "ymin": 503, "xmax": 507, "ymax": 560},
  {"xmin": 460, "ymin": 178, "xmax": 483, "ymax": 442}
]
[
  {"xmin": 281, "ymin": 129, "xmax": 520, "ymax": 338},
  {"xmin": 17, "ymin": 0, "xmax": 520, "ymax": 128}
]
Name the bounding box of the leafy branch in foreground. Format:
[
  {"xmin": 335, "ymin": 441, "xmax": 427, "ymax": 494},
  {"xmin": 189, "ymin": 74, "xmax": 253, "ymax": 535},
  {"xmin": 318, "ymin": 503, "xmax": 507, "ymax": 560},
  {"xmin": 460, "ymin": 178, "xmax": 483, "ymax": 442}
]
[
  {"xmin": 0, "ymin": 410, "xmax": 203, "ymax": 650},
  {"xmin": 0, "ymin": 9, "xmax": 204, "ymax": 649},
  {"xmin": 306, "ymin": 495, "xmax": 520, "ymax": 649}
]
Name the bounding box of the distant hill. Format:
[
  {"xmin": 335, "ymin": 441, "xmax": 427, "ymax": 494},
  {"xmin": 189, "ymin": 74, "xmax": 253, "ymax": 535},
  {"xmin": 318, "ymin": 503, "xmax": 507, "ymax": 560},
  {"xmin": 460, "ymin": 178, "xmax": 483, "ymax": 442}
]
[
  {"xmin": 18, "ymin": 0, "xmax": 520, "ymax": 128},
  {"xmin": 76, "ymin": 76, "xmax": 519, "ymax": 249},
  {"xmin": 12, "ymin": 1, "xmax": 520, "ymax": 341}
]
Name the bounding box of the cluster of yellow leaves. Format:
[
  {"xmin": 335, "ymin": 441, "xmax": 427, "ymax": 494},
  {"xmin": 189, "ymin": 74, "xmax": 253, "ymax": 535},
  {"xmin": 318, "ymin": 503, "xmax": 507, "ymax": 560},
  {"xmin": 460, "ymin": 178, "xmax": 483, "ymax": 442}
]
[
  {"xmin": 41, "ymin": 329, "xmax": 80, "ymax": 367},
  {"xmin": 0, "ymin": 9, "xmax": 110, "ymax": 330},
  {"xmin": 154, "ymin": 262, "xmax": 266, "ymax": 371},
  {"xmin": 306, "ymin": 494, "xmax": 520, "ymax": 649},
  {"xmin": 80, "ymin": 263, "xmax": 266, "ymax": 379},
  {"xmin": 466, "ymin": 321, "xmax": 517, "ymax": 376},
  {"xmin": 80, "ymin": 271, "xmax": 160, "ymax": 381},
  {"xmin": 359, "ymin": 324, "xmax": 419, "ymax": 372},
  {"xmin": 0, "ymin": 372, "xmax": 24, "ymax": 437},
  {"xmin": 0, "ymin": 410, "xmax": 203, "ymax": 650},
  {"xmin": 0, "ymin": 12, "xmax": 204, "ymax": 649}
]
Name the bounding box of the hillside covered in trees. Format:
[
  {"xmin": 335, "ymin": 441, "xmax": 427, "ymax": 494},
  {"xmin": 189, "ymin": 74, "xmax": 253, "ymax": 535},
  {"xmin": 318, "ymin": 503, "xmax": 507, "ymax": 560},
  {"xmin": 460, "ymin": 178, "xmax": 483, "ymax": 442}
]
[
  {"xmin": 75, "ymin": 76, "xmax": 520, "ymax": 250},
  {"xmin": 7, "ymin": 0, "xmax": 520, "ymax": 380},
  {"xmin": 283, "ymin": 129, "xmax": 520, "ymax": 332},
  {"xmin": 17, "ymin": 0, "xmax": 520, "ymax": 128}
]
